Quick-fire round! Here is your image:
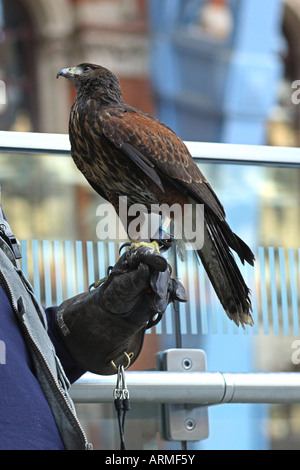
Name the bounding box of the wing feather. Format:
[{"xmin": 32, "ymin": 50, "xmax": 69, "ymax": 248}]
[
  {"xmin": 122, "ymin": 142, "xmax": 164, "ymax": 192},
  {"xmin": 101, "ymin": 107, "xmax": 226, "ymax": 220}
]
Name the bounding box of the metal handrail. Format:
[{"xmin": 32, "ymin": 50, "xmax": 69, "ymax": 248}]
[
  {"xmin": 0, "ymin": 131, "xmax": 71, "ymax": 154},
  {"xmin": 70, "ymin": 371, "xmax": 300, "ymax": 405},
  {"xmin": 0, "ymin": 130, "xmax": 300, "ymax": 166}
]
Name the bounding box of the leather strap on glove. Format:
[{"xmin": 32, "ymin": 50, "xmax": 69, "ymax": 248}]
[{"xmin": 56, "ymin": 246, "xmax": 187, "ymax": 375}]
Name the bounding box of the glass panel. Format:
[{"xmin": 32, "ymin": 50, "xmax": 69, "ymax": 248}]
[{"xmin": 0, "ymin": 151, "xmax": 104, "ymax": 241}]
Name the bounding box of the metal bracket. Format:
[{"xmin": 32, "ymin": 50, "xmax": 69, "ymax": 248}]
[{"xmin": 158, "ymin": 348, "xmax": 209, "ymax": 442}]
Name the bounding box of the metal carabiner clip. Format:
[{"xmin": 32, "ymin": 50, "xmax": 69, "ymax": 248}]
[{"xmin": 113, "ymin": 365, "xmax": 123, "ymax": 400}]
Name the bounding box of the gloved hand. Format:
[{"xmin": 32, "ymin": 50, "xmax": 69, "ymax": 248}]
[{"xmin": 56, "ymin": 246, "xmax": 187, "ymax": 375}]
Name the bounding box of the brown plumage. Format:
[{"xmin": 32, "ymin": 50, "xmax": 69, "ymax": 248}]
[{"xmin": 57, "ymin": 63, "xmax": 255, "ymax": 327}]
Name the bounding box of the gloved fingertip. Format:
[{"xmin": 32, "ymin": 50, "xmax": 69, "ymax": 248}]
[
  {"xmin": 172, "ymin": 279, "xmax": 188, "ymax": 302},
  {"xmin": 131, "ymin": 264, "xmax": 151, "ymax": 290},
  {"xmin": 147, "ymin": 254, "xmax": 168, "ymax": 272},
  {"xmin": 128, "ymin": 246, "xmax": 168, "ymax": 272}
]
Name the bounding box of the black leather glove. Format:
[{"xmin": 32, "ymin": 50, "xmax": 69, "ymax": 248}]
[{"xmin": 56, "ymin": 246, "xmax": 187, "ymax": 375}]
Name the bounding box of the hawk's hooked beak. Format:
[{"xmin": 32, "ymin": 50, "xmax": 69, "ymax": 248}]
[{"xmin": 56, "ymin": 66, "xmax": 83, "ymax": 80}]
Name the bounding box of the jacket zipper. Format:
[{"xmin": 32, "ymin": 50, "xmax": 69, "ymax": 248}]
[{"xmin": 0, "ymin": 269, "xmax": 91, "ymax": 450}]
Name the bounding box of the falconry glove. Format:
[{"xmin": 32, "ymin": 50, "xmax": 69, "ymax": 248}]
[{"xmin": 56, "ymin": 246, "xmax": 187, "ymax": 375}]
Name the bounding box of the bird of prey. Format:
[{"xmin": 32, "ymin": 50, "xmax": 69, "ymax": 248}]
[{"xmin": 57, "ymin": 63, "xmax": 255, "ymax": 328}]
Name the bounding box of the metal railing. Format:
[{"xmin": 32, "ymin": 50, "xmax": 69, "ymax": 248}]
[
  {"xmin": 71, "ymin": 371, "xmax": 300, "ymax": 404},
  {"xmin": 1, "ymin": 130, "xmax": 300, "ymax": 166}
]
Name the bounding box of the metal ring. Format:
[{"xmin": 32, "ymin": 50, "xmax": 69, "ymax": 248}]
[{"xmin": 110, "ymin": 351, "xmax": 132, "ymax": 371}]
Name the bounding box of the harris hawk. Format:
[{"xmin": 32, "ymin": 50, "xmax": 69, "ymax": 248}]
[{"xmin": 57, "ymin": 63, "xmax": 255, "ymax": 328}]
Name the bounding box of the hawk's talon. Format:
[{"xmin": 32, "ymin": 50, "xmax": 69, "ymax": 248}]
[
  {"xmin": 119, "ymin": 240, "xmax": 161, "ymax": 254},
  {"xmin": 150, "ymin": 226, "xmax": 175, "ymax": 252},
  {"xmin": 119, "ymin": 242, "xmax": 132, "ymax": 254},
  {"xmin": 89, "ymin": 276, "xmax": 108, "ymax": 290}
]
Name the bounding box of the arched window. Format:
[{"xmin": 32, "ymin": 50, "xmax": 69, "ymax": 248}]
[{"xmin": 0, "ymin": 0, "xmax": 38, "ymax": 131}]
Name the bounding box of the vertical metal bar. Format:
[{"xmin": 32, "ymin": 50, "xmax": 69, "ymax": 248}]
[
  {"xmin": 32, "ymin": 239, "xmax": 41, "ymax": 303},
  {"xmin": 172, "ymin": 251, "xmax": 185, "ymax": 336},
  {"xmin": 258, "ymin": 246, "xmax": 269, "ymax": 335},
  {"xmin": 97, "ymin": 241, "xmax": 106, "ymax": 280},
  {"xmin": 54, "ymin": 240, "xmax": 63, "ymax": 305},
  {"xmin": 107, "ymin": 241, "xmax": 116, "ymax": 267},
  {"xmin": 43, "ymin": 239, "xmax": 52, "ymax": 308},
  {"xmin": 288, "ymin": 248, "xmax": 299, "ymax": 336},
  {"xmin": 172, "ymin": 245, "xmax": 182, "ymax": 348},
  {"xmin": 278, "ymin": 247, "xmax": 289, "ymax": 336},
  {"xmin": 20, "ymin": 239, "xmax": 28, "ymax": 278},
  {"xmin": 268, "ymin": 246, "xmax": 279, "ymax": 335},
  {"xmin": 64, "ymin": 240, "xmax": 74, "ymax": 298},
  {"xmin": 164, "ymin": 305, "xmax": 173, "ymax": 335},
  {"xmin": 209, "ymin": 282, "xmax": 219, "ymax": 335},
  {"xmin": 75, "ymin": 240, "xmax": 84, "ymax": 293},
  {"xmin": 86, "ymin": 241, "xmax": 95, "ymax": 287}
]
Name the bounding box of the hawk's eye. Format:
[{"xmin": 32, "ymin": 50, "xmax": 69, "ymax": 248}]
[{"xmin": 83, "ymin": 66, "xmax": 92, "ymax": 72}]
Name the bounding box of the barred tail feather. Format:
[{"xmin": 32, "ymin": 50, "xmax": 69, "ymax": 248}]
[{"xmin": 196, "ymin": 213, "xmax": 254, "ymax": 328}]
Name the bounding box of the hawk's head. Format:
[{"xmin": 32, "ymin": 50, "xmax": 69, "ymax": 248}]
[{"xmin": 57, "ymin": 63, "xmax": 123, "ymax": 103}]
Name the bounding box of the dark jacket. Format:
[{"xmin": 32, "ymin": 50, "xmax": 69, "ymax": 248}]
[{"xmin": 0, "ymin": 215, "xmax": 92, "ymax": 450}]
